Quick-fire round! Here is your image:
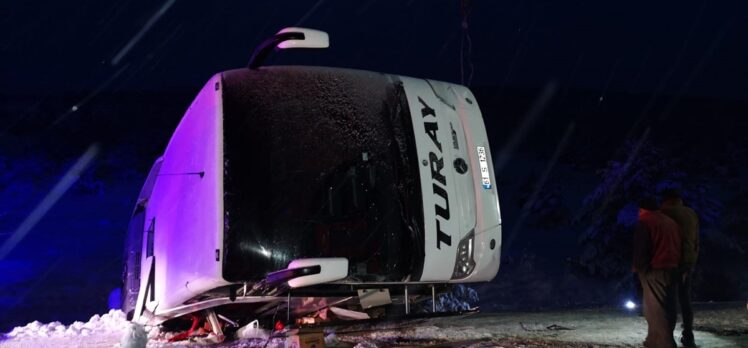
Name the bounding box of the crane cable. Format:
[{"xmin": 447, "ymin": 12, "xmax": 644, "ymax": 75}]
[{"xmin": 460, "ymin": 0, "xmax": 474, "ymax": 86}]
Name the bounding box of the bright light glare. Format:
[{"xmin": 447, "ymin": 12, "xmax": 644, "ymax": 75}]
[
  {"xmin": 259, "ymin": 246, "xmax": 272, "ymax": 258},
  {"xmin": 625, "ymin": 300, "xmax": 637, "ymax": 310}
]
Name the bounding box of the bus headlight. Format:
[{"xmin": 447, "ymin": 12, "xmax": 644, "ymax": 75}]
[{"xmin": 451, "ymin": 229, "xmax": 476, "ymax": 279}]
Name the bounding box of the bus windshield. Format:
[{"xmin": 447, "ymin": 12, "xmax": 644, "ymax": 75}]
[{"xmin": 221, "ymin": 67, "xmax": 423, "ymax": 282}]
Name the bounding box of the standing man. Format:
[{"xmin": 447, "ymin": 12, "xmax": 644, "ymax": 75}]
[
  {"xmin": 633, "ymin": 197, "xmax": 682, "ymax": 348},
  {"xmin": 660, "ymin": 189, "xmax": 700, "ymax": 347}
]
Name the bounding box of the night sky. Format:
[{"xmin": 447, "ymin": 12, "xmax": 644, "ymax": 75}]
[
  {"xmin": 3, "ymin": 0, "xmax": 747, "ymax": 97},
  {"xmin": 2, "ymin": 0, "xmax": 748, "ymax": 331}
]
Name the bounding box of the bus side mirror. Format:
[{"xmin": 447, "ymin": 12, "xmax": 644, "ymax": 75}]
[
  {"xmin": 248, "ymin": 27, "xmax": 329, "ymax": 69},
  {"xmin": 287, "ymin": 258, "xmax": 348, "ymax": 288},
  {"xmin": 276, "ymin": 27, "xmax": 329, "ymax": 49}
]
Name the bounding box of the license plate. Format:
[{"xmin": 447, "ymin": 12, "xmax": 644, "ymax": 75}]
[{"xmin": 477, "ymin": 146, "xmax": 491, "ymax": 189}]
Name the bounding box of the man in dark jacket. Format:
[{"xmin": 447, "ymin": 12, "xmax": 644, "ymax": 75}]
[
  {"xmin": 633, "ymin": 197, "xmax": 681, "ymax": 348},
  {"xmin": 660, "ymin": 189, "xmax": 700, "ymax": 347}
]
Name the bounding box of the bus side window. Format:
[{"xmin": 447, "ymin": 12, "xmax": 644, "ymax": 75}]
[{"xmin": 146, "ymin": 218, "xmax": 155, "ymax": 257}]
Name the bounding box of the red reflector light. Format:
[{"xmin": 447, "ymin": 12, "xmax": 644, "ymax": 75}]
[{"xmin": 274, "ymin": 320, "xmax": 285, "ymax": 331}]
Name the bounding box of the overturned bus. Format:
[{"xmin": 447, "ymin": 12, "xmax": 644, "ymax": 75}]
[{"xmin": 121, "ymin": 28, "xmax": 501, "ymax": 331}]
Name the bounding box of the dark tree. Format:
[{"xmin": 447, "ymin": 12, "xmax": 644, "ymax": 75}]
[{"xmin": 575, "ymin": 139, "xmax": 721, "ymax": 278}]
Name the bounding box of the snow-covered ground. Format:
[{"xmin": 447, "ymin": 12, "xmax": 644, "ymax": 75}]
[
  {"xmin": 330, "ymin": 304, "xmax": 748, "ymax": 348},
  {"xmin": 0, "ymin": 310, "xmax": 132, "ymax": 348},
  {"xmin": 2, "ymin": 303, "xmax": 747, "ymax": 347}
]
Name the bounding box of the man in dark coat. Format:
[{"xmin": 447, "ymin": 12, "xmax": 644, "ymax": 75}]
[
  {"xmin": 633, "ymin": 197, "xmax": 682, "ymax": 348},
  {"xmin": 660, "ymin": 189, "xmax": 700, "ymax": 347}
]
